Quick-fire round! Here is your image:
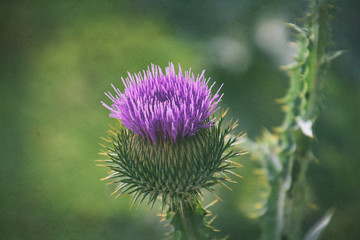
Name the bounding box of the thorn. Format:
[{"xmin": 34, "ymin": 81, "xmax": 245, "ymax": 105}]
[
  {"xmin": 99, "ymin": 150, "xmax": 109, "ymax": 156},
  {"xmin": 208, "ymin": 215, "xmax": 217, "ymax": 224},
  {"xmin": 214, "ymin": 193, "xmax": 223, "ymax": 202},
  {"xmin": 220, "ymin": 182, "xmax": 232, "ymax": 191},
  {"xmin": 312, "ymin": 154, "xmax": 320, "ymax": 164},
  {"xmin": 98, "ymin": 143, "xmax": 107, "ymax": 148},
  {"xmin": 101, "ymin": 173, "xmax": 115, "ymax": 181},
  {"xmin": 109, "ymin": 124, "xmax": 117, "ymax": 131},
  {"xmin": 111, "ymin": 185, "xmax": 122, "ymax": 196},
  {"xmin": 107, "ymin": 130, "xmax": 117, "ymax": 137},
  {"xmin": 130, "ymin": 196, "xmax": 136, "ymax": 209},
  {"xmin": 228, "ymin": 161, "xmax": 244, "ymax": 167},
  {"xmin": 100, "ymin": 137, "xmax": 110, "ymax": 142},
  {"xmin": 96, "ymin": 164, "xmax": 107, "ymax": 167},
  {"xmin": 237, "ymin": 131, "xmax": 247, "ymax": 138},
  {"xmin": 221, "ymin": 108, "xmax": 229, "ymax": 118},
  {"xmin": 281, "ymin": 105, "xmax": 290, "ymax": 112},
  {"xmin": 254, "ymin": 202, "xmax": 263, "ymax": 210},
  {"xmin": 226, "ymin": 179, "xmax": 237, "ymax": 183},
  {"xmin": 236, "ymin": 151, "xmax": 248, "ymax": 156},
  {"xmin": 157, "ymin": 212, "xmax": 166, "ymax": 217},
  {"xmin": 276, "ymin": 97, "xmax": 286, "ymax": 104},
  {"xmin": 273, "ymin": 127, "xmax": 283, "ymax": 133},
  {"xmin": 308, "ymin": 203, "xmax": 320, "ymax": 210},
  {"xmin": 205, "ymin": 199, "xmax": 219, "ymax": 210},
  {"xmin": 106, "ymin": 180, "xmax": 120, "ymax": 185},
  {"xmin": 224, "ymin": 170, "xmax": 243, "ymax": 178}
]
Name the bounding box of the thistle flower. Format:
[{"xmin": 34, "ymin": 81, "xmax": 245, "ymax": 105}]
[
  {"xmin": 99, "ymin": 63, "xmax": 244, "ymax": 239},
  {"xmin": 102, "ymin": 63, "xmax": 223, "ymax": 143}
]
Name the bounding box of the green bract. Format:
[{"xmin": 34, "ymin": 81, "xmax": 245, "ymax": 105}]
[{"xmin": 99, "ymin": 111, "xmax": 244, "ymax": 209}]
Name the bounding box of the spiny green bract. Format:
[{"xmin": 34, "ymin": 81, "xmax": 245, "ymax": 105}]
[{"xmin": 99, "ymin": 111, "xmax": 244, "ymax": 209}]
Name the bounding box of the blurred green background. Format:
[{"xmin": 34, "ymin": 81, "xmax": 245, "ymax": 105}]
[{"xmin": 1, "ymin": 0, "xmax": 359, "ymax": 239}]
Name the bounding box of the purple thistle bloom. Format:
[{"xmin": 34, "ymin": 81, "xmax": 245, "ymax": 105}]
[{"xmin": 102, "ymin": 63, "xmax": 223, "ymax": 143}]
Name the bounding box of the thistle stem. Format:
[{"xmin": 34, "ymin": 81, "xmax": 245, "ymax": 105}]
[
  {"xmin": 179, "ymin": 202, "xmax": 198, "ymax": 240},
  {"xmin": 259, "ymin": 0, "xmax": 333, "ymax": 239},
  {"xmin": 283, "ymin": 1, "xmax": 331, "ymax": 238},
  {"xmin": 168, "ymin": 200, "xmax": 212, "ymax": 240}
]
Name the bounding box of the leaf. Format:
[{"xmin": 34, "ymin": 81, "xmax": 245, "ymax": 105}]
[
  {"xmin": 322, "ymin": 50, "xmax": 347, "ymax": 63},
  {"xmin": 304, "ymin": 209, "xmax": 335, "ymax": 240},
  {"xmin": 296, "ymin": 117, "xmax": 314, "ymax": 138}
]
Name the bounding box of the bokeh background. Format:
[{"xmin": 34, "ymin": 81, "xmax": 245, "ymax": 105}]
[{"xmin": 1, "ymin": 0, "xmax": 359, "ymax": 239}]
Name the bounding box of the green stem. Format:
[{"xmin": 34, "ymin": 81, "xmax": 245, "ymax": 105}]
[
  {"xmin": 167, "ymin": 200, "xmax": 214, "ymax": 240},
  {"xmin": 283, "ymin": 1, "xmax": 331, "ymax": 238},
  {"xmin": 305, "ymin": 0, "xmax": 326, "ymax": 120},
  {"xmin": 260, "ymin": 1, "xmax": 333, "ymax": 239},
  {"xmin": 180, "ymin": 203, "xmax": 198, "ymax": 240},
  {"xmin": 283, "ymin": 133, "xmax": 312, "ymax": 240}
]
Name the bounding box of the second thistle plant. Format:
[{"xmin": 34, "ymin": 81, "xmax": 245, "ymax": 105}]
[
  {"xmin": 245, "ymin": 0, "xmax": 343, "ymax": 239},
  {"xmin": 98, "ymin": 63, "xmax": 244, "ymax": 239}
]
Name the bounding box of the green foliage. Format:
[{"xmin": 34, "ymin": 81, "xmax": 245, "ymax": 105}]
[{"xmin": 304, "ymin": 209, "xmax": 335, "ymax": 240}]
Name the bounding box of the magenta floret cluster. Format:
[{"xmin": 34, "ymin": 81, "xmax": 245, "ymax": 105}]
[{"xmin": 102, "ymin": 63, "xmax": 223, "ymax": 143}]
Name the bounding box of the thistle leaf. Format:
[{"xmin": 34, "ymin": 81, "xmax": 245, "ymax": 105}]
[{"xmin": 304, "ymin": 209, "xmax": 335, "ymax": 240}]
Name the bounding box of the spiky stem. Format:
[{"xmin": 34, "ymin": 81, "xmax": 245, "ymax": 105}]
[
  {"xmin": 282, "ymin": 1, "xmax": 333, "ymax": 239},
  {"xmin": 180, "ymin": 205, "xmax": 197, "ymax": 240},
  {"xmin": 167, "ymin": 200, "xmax": 214, "ymax": 240},
  {"xmin": 246, "ymin": 0, "xmax": 340, "ymax": 239}
]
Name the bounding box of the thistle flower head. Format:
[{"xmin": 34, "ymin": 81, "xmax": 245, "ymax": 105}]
[
  {"xmin": 99, "ymin": 63, "xmax": 244, "ymax": 209},
  {"xmin": 102, "ymin": 63, "xmax": 223, "ymax": 143}
]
